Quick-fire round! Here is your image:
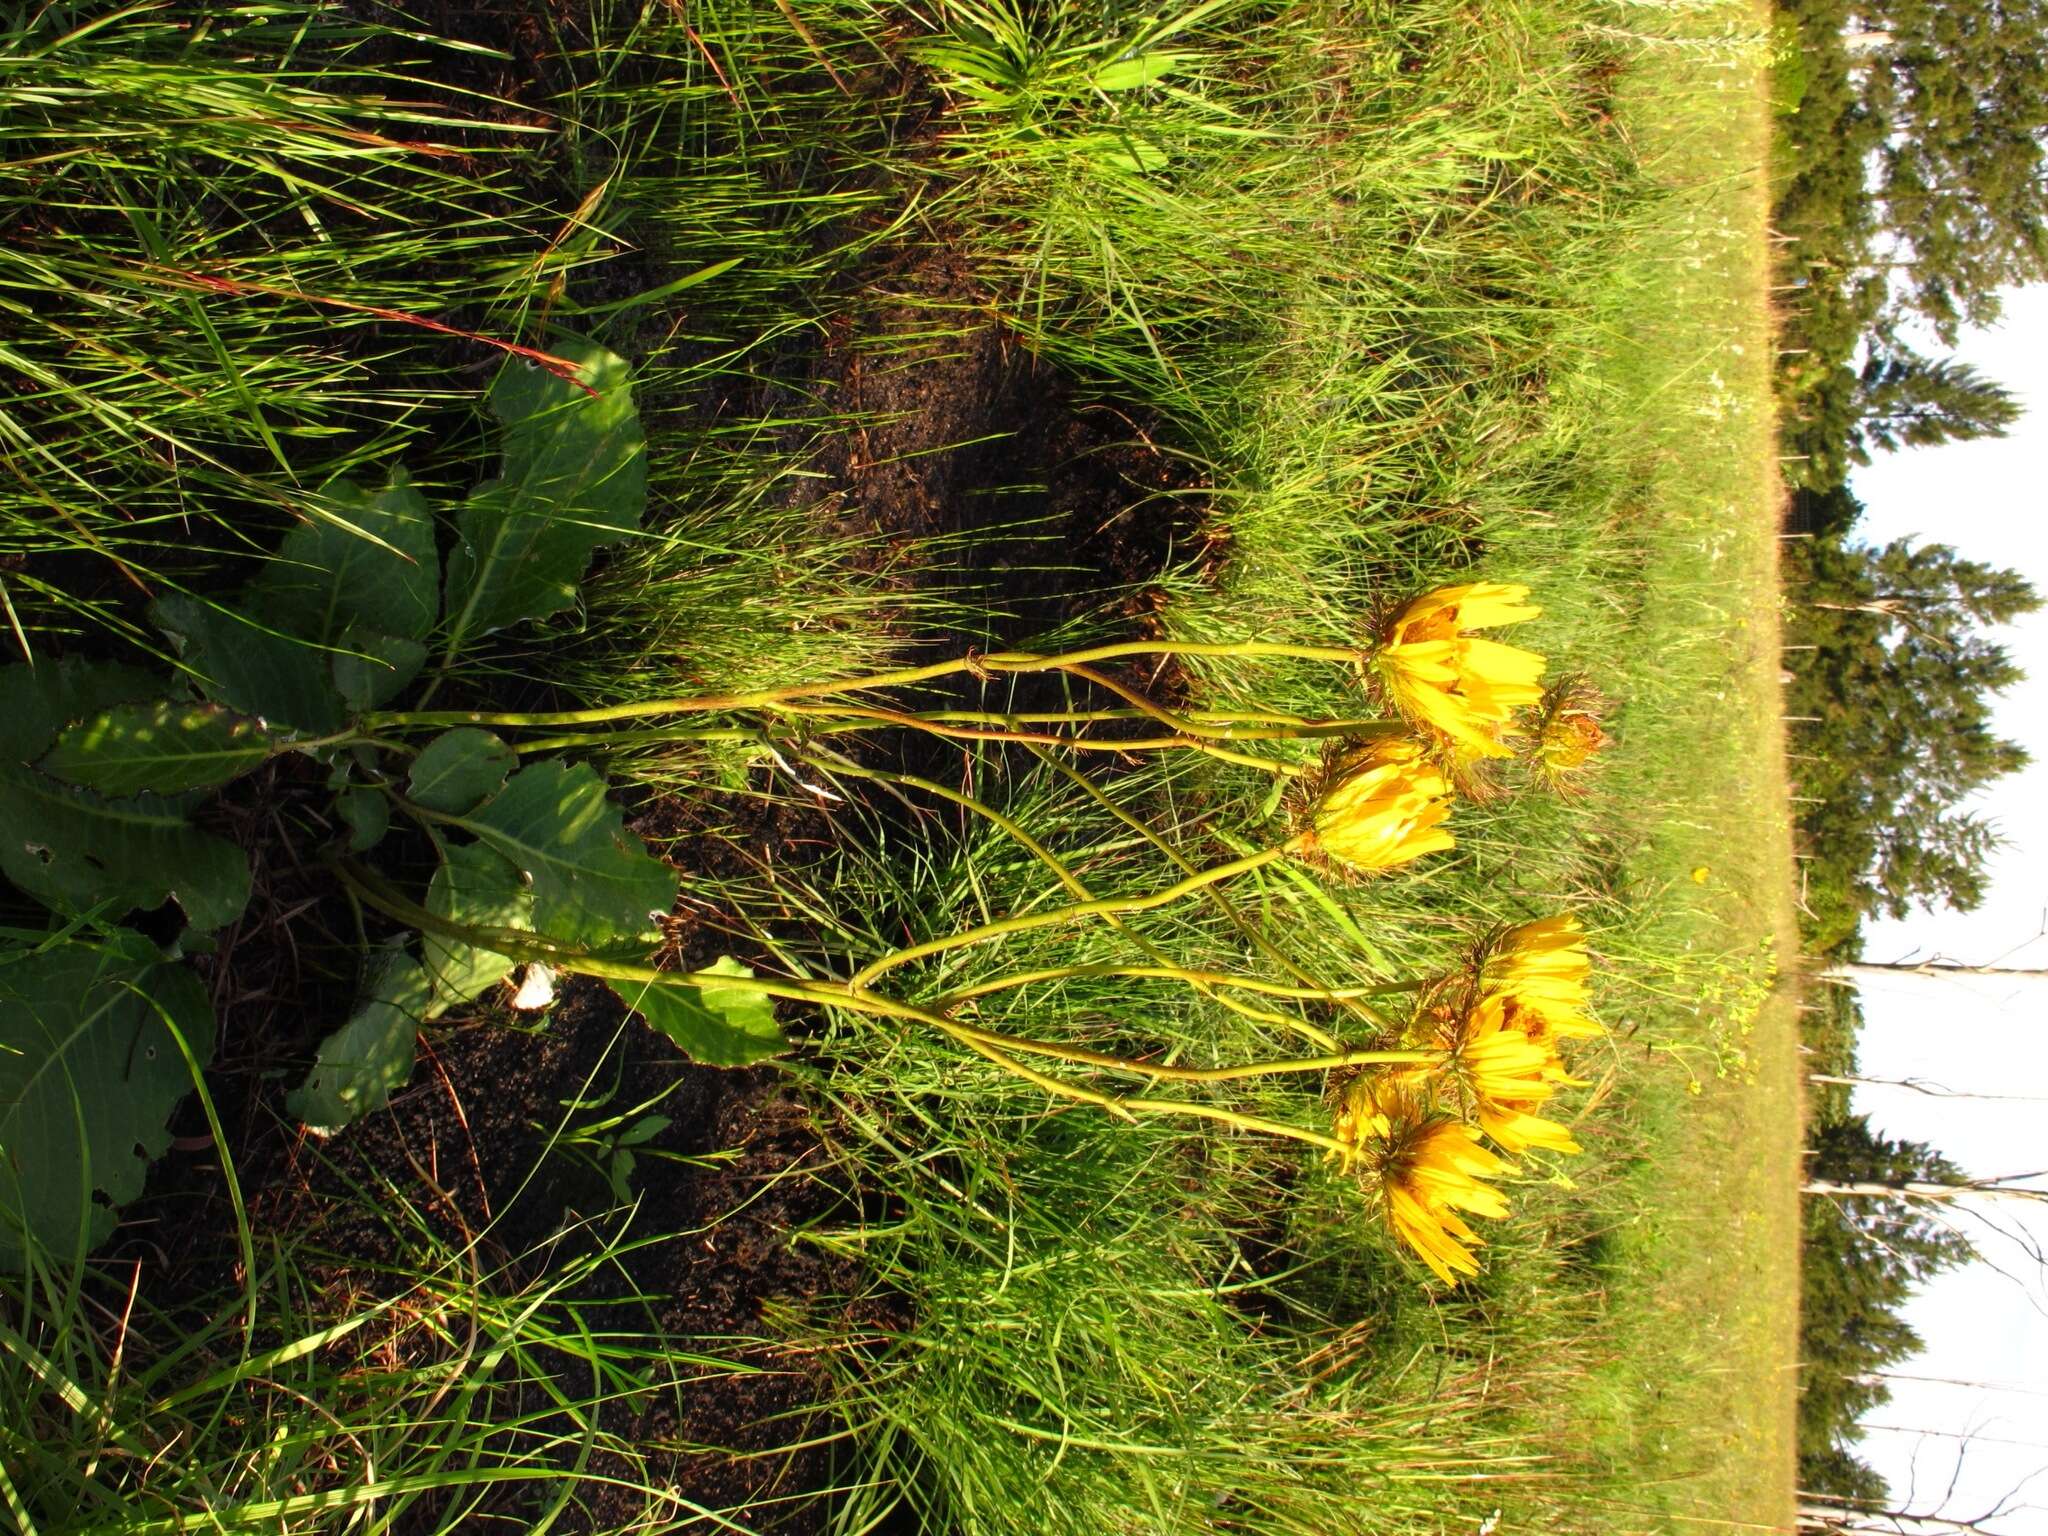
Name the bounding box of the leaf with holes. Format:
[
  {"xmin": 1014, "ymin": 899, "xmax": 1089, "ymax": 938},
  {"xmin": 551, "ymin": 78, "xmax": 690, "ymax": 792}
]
[
  {"xmin": 286, "ymin": 948, "xmax": 431, "ymax": 1134},
  {"xmin": 0, "ymin": 932, "xmax": 216, "ymax": 1263},
  {"xmin": 619, "ymin": 957, "xmax": 786, "ymax": 1067},
  {"xmin": 38, "ymin": 700, "xmax": 275, "ymax": 797},
  {"xmin": 440, "ymin": 341, "xmax": 646, "ymax": 661},
  {"xmin": 421, "ymin": 841, "xmax": 534, "ymax": 1008},
  {"xmin": 0, "ymin": 663, "xmax": 251, "ymax": 931},
  {"xmin": 453, "ymin": 759, "xmax": 676, "ymax": 949},
  {"xmin": 407, "ymin": 728, "xmax": 516, "ymax": 815}
]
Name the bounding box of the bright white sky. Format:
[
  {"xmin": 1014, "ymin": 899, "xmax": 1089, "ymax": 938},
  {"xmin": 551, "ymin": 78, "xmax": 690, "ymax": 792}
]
[{"xmin": 1843, "ymin": 283, "xmax": 2048, "ymax": 1534}]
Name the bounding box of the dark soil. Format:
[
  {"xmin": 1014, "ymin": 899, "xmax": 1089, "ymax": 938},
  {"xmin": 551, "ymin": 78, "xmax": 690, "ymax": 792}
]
[{"xmin": 812, "ymin": 249, "xmax": 1216, "ymax": 654}]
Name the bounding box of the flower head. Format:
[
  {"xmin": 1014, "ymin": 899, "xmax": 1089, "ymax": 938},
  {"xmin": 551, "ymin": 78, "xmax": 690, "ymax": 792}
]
[
  {"xmin": 1332, "ymin": 1075, "xmax": 1512, "ymax": 1285},
  {"xmin": 1302, "ymin": 737, "xmax": 1456, "ymax": 874},
  {"xmin": 1371, "ymin": 583, "xmax": 1546, "ymax": 758},
  {"xmin": 1479, "ymin": 914, "xmax": 1601, "ymax": 1045},
  {"xmin": 1410, "ymin": 989, "xmax": 1581, "ymax": 1158},
  {"xmin": 1524, "ymin": 675, "xmax": 1609, "ymax": 796}
]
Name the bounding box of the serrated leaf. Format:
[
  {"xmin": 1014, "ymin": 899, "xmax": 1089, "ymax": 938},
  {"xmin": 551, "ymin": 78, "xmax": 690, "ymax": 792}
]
[
  {"xmin": 421, "ymin": 842, "xmax": 533, "ymax": 1007},
  {"xmin": 440, "ymin": 341, "xmax": 646, "ymax": 660},
  {"xmin": 38, "ymin": 701, "xmax": 275, "ymax": 796},
  {"xmin": 246, "ymin": 474, "xmax": 439, "ymax": 645},
  {"xmin": 285, "ymin": 948, "xmax": 429, "ymax": 1134},
  {"xmin": 151, "ymin": 475, "xmax": 437, "ymax": 730},
  {"xmin": 0, "ymin": 932, "xmax": 216, "ymax": 1263},
  {"xmin": 453, "ymin": 759, "xmax": 676, "ymax": 948},
  {"xmin": 620, "ymin": 956, "xmax": 786, "ymax": 1068},
  {"xmin": 0, "ymin": 664, "xmax": 250, "ymax": 931},
  {"xmin": 408, "ymin": 728, "xmax": 516, "ymax": 815},
  {"xmin": 331, "ymin": 626, "xmax": 428, "ymax": 713},
  {"xmin": 335, "ymin": 787, "xmax": 389, "ymax": 853},
  {"xmin": 152, "ymin": 593, "xmax": 347, "ymax": 735}
]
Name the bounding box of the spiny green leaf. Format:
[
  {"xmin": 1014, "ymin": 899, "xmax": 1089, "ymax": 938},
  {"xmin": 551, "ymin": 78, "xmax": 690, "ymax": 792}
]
[
  {"xmin": 38, "ymin": 700, "xmax": 275, "ymax": 796},
  {"xmin": 619, "ymin": 957, "xmax": 786, "ymax": 1068},
  {"xmin": 0, "ymin": 770, "xmax": 252, "ymax": 931},
  {"xmin": 407, "ymin": 728, "xmax": 516, "ymax": 815},
  {"xmin": 453, "ymin": 759, "xmax": 676, "ymax": 949},
  {"xmin": 440, "ymin": 341, "xmax": 646, "ymax": 661},
  {"xmin": 0, "ymin": 932, "xmax": 215, "ymax": 1263},
  {"xmin": 3, "ymin": 657, "xmax": 165, "ymax": 759},
  {"xmin": 151, "ymin": 593, "xmax": 347, "ymax": 735},
  {"xmin": 285, "ymin": 948, "xmax": 429, "ymax": 1134},
  {"xmin": 421, "ymin": 841, "xmax": 533, "ymax": 1008}
]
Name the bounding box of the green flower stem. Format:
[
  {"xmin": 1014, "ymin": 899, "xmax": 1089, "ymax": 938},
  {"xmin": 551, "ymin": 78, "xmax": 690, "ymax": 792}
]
[
  {"xmin": 1027, "ymin": 745, "xmax": 1373, "ymax": 1045},
  {"xmin": 1122, "ymin": 1099, "xmax": 1355, "ymax": 1158},
  {"xmin": 773, "ymin": 700, "xmax": 1303, "ymax": 773},
  {"xmin": 848, "ymin": 842, "xmax": 1302, "ymax": 989},
  {"xmin": 939, "ymin": 963, "xmax": 1416, "ymax": 1005},
  {"xmin": 800, "ymin": 753, "xmax": 1299, "ymax": 1028},
  {"xmin": 943, "ymin": 1017, "xmax": 1436, "ymax": 1082},
  {"xmin": 909, "ymin": 706, "xmax": 1374, "ymax": 730},
  {"xmin": 369, "ymin": 638, "xmax": 1369, "ymax": 732},
  {"xmin": 329, "ymin": 862, "xmax": 1383, "ymax": 1156}
]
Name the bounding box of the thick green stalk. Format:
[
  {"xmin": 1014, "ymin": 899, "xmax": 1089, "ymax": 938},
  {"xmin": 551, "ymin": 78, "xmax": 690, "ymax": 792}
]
[{"xmin": 369, "ymin": 637, "xmax": 1368, "ymax": 732}]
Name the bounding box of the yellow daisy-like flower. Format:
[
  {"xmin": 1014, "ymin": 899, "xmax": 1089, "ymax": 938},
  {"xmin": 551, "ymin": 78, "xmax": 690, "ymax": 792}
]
[
  {"xmin": 1372, "ymin": 583, "xmax": 1547, "ymax": 758},
  {"xmin": 1412, "ymin": 991, "xmax": 1581, "ymax": 1158},
  {"xmin": 1480, "ymin": 914, "xmax": 1601, "ymax": 1044},
  {"xmin": 1332, "ymin": 1075, "xmax": 1512, "ymax": 1285},
  {"xmin": 1304, "ymin": 737, "xmax": 1457, "ymax": 874}
]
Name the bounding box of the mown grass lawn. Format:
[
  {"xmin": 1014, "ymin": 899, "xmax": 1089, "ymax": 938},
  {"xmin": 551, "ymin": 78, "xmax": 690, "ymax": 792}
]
[{"xmin": 0, "ymin": 2, "xmax": 1798, "ymax": 1532}]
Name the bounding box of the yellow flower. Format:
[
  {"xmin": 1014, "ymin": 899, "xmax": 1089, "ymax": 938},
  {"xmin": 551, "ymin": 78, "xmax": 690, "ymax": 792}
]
[
  {"xmin": 1414, "ymin": 991, "xmax": 1581, "ymax": 1158},
  {"xmin": 1305, "ymin": 737, "xmax": 1456, "ymax": 873},
  {"xmin": 1372, "ymin": 582, "xmax": 1547, "ymax": 758},
  {"xmin": 1332, "ymin": 1075, "xmax": 1512, "ymax": 1285},
  {"xmin": 1480, "ymin": 914, "xmax": 1601, "ymax": 1043}
]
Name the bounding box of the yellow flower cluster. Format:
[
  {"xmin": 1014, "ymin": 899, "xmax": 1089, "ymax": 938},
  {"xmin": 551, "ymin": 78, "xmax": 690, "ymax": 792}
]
[{"xmin": 1334, "ymin": 914, "xmax": 1603, "ymax": 1283}]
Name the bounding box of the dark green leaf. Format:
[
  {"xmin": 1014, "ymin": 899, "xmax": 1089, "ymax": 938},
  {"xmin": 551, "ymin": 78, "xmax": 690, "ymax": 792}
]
[
  {"xmin": 2, "ymin": 658, "xmax": 165, "ymax": 761},
  {"xmin": 421, "ymin": 842, "xmax": 533, "ymax": 1007},
  {"xmin": 38, "ymin": 700, "xmax": 275, "ymax": 796},
  {"xmin": 407, "ymin": 728, "xmax": 516, "ymax": 815},
  {"xmin": 0, "ymin": 769, "xmax": 252, "ymax": 931},
  {"xmin": 246, "ymin": 474, "xmax": 439, "ymax": 645},
  {"xmin": 441, "ymin": 341, "xmax": 646, "ymax": 659},
  {"xmin": 0, "ymin": 662, "xmax": 249, "ymax": 929},
  {"xmin": 285, "ymin": 948, "xmax": 429, "ymax": 1134},
  {"xmin": 454, "ymin": 759, "xmax": 675, "ymax": 948},
  {"xmin": 620, "ymin": 957, "xmax": 785, "ymax": 1068},
  {"xmin": 0, "ymin": 932, "xmax": 215, "ymax": 1263},
  {"xmin": 152, "ymin": 593, "xmax": 346, "ymax": 735},
  {"xmin": 331, "ymin": 627, "xmax": 428, "ymax": 713},
  {"xmin": 336, "ymin": 787, "xmax": 390, "ymax": 854}
]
